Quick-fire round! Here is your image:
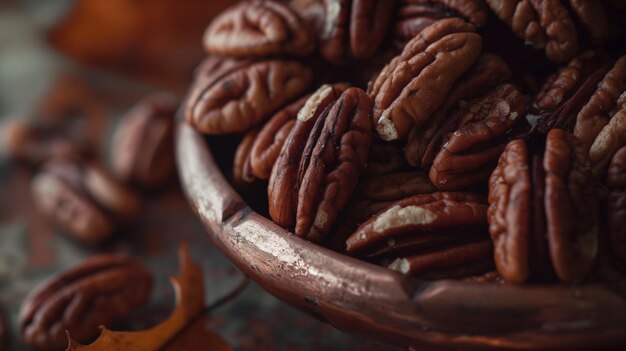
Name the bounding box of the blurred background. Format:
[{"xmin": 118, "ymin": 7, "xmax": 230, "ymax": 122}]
[{"xmin": 0, "ymin": 0, "xmax": 392, "ymax": 349}]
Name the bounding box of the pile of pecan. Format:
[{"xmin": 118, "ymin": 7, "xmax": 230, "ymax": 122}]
[{"xmin": 186, "ymin": 0, "xmax": 626, "ymax": 285}]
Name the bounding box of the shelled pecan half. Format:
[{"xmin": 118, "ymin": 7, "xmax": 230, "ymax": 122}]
[
  {"xmin": 20, "ymin": 255, "xmax": 152, "ymax": 351},
  {"xmin": 404, "ymin": 53, "xmax": 513, "ymax": 168},
  {"xmin": 608, "ymin": 146, "xmax": 626, "ymax": 264},
  {"xmin": 110, "ymin": 93, "xmax": 177, "ymax": 188},
  {"xmin": 395, "ymin": 0, "xmax": 488, "ymax": 41},
  {"xmin": 369, "ymin": 18, "xmax": 482, "ymax": 140},
  {"xmin": 31, "ymin": 158, "xmax": 142, "ymax": 245},
  {"xmin": 233, "ymin": 128, "xmax": 260, "ymax": 186},
  {"xmin": 428, "ymin": 83, "xmax": 527, "ymax": 190},
  {"xmin": 270, "ymin": 87, "xmax": 372, "ymax": 242},
  {"xmin": 2, "ymin": 119, "xmax": 91, "ymax": 166},
  {"xmin": 249, "ymin": 94, "xmax": 323, "ymax": 180},
  {"xmin": 204, "ymin": 0, "xmax": 315, "ymax": 58},
  {"xmin": 186, "ymin": 57, "xmax": 313, "ymax": 134},
  {"xmin": 346, "ymin": 192, "xmax": 491, "ymax": 279},
  {"xmin": 291, "ymin": 0, "xmax": 396, "ymax": 61},
  {"xmin": 488, "ymin": 129, "xmax": 599, "ymax": 283},
  {"xmin": 338, "ymin": 171, "xmax": 436, "ymax": 237},
  {"xmin": 485, "ymin": 0, "xmax": 578, "ymax": 63}
]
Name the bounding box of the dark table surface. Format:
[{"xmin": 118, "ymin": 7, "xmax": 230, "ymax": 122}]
[{"xmin": 0, "ymin": 1, "xmax": 395, "ymax": 350}]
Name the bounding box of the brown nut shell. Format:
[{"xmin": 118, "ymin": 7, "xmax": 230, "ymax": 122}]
[
  {"xmin": 111, "ymin": 93, "xmax": 177, "ymax": 188},
  {"xmin": 186, "ymin": 59, "xmax": 313, "ymax": 134},
  {"xmin": 369, "ymin": 18, "xmax": 482, "ymax": 140},
  {"xmin": 203, "ymin": 0, "xmax": 315, "ymax": 58},
  {"xmin": 19, "ymin": 255, "xmax": 152, "ymax": 351}
]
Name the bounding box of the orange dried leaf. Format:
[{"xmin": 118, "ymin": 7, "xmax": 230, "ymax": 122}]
[
  {"xmin": 67, "ymin": 243, "xmax": 231, "ymax": 351},
  {"xmin": 162, "ymin": 314, "xmax": 231, "ymax": 351}
]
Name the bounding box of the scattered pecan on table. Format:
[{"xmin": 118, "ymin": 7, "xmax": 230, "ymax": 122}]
[
  {"xmin": 31, "ymin": 158, "xmax": 142, "ymax": 246},
  {"xmin": 110, "ymin": 93, "xmax": 178, "ymax": 188},
  {"xmin": 19, "ymin": 255, "xmax": 152, "ymax": 351}
]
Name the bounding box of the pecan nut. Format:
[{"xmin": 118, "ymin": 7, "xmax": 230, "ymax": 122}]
[
  {"xmin": 233, "ymin": 128, "xmax": 259, "ymax": 185},
  {"xmin": 428, "ymin": 83, "xmax": 527, "ymax": 190},
  {"xmin": 532, "ymin": 51, "xmax": 613, "ymax": 133},
  {"xmin": 110, "ymin": 93, "xmax": 177, "ymax": 188},
  {"xmin": 485, "ymin": 0, "xmax": 578, "ymax": 62},
  {"xmin": 575, "ymin": 55, "xmax": 626, "ymax": 170},
  {"xmin": 19, "ymin": 255, "xmax": 152, "ymax": 351},
  {"xmin": 269, "ymin": 83, "xmax": 348, "ymax": 230},
  {"xmin": 364, "ymin": 141, "xmax": 409, "ymax": 175},
  {"xmin": 186, "ymin": 58, "xmax": 313, "ymax": 134},
  {"xmin": 589, "ymin": 91, "xmax": 626, "ymax": 178},
  {"xmin": 338, "ymin": 171, "xmax": 437, "ymax": 238},
  {"xmin": 488, "ymin": 129, "xmax": 599, "ymax": 283},
  {"xmin": 2, "ymin": 119, "xmax": 90, "ymax": 166},
  {"xmin": 204, "ymin": 0, "xmax": 315, "ymax": 58},
  {"xmin": 31, "ymin": 159, "xmax": 142, "ymax": 245},
  {"xmin": 404, "ymin": 53, "xmax": 512, "ymax": 168},
  {"xmin": 387, "ymin": 240, "xmax": 494, "ymax": 279},
  {"xmin": 249, "ymin": 95, "xmax": 309, "ymax": 179},
  {"xmin": 346, "ymin": 192, "xmax": 492, "ymax": 279},
  {"xmin": 369, "ymin": 18, "xmax": 482, "ymax": 140},
  {"xmin": 291, "ymin": 0, "xmax": 395, "ymax": 61},
  {"xmin": 394, "ymin": 0, "xmax": 488, "ymax": 41},
  {"xmin": 270, "ymin": 87, "xmax": 372, "ymax": 242},
  {"xmin": 608, "ymin": 146, "xmax": 626, "ymax": 263},
  {"xmin": 349, "ymin": 0, "xmax": 396, "ymax": 58},
  {"xmin": 532, "ymin": 53, "xmax": 626, "ymax": 177}
]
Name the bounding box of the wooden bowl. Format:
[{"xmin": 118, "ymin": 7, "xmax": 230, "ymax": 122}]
[{"xmin": 175, "ymin": 118, "xmax": 626, "ymax": 350}]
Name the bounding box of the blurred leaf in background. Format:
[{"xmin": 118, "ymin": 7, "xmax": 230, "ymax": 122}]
[{"xmin": 48, "ymin": 0, "xmax": 234, "ymax": 93}]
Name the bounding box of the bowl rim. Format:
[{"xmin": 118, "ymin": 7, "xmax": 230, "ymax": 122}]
[{"xmin": 175, "ymin": 118, "xmax": 626, "ymax": 350}]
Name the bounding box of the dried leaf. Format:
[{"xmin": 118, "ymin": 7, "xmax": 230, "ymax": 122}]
[
  {"xmin": 162, "ymin": 314, "xmax": 231, "ymax": 351},
  {"xmin": 67, "ymin": 243, "xmax": 231, "ymax": 351},
  {"xmin": 48, "ymin": 0, "xmax": 233, "ymax": 92}
]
